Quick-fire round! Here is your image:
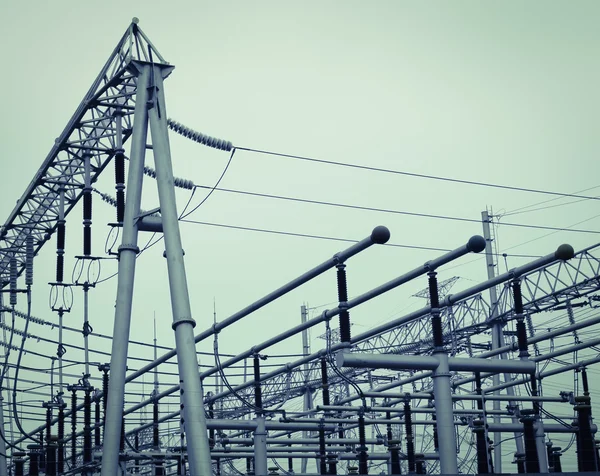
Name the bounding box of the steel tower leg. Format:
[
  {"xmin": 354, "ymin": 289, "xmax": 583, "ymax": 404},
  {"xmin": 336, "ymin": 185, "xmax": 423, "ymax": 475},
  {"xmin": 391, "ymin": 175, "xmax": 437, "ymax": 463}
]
[
  {"xmin": 147, "ymin": 62, "xmax": 213, "ymax": 476},
  {"xmin": 432, "ymin": 352, "xmax": 458, "ymax": 474},
  {"xmin": 100, "ymin": 64, "xmax": 150, "ymax": 476},
  {"xmin": 0, "ymin": 395, "xmax": 7, "ymax": 476}
]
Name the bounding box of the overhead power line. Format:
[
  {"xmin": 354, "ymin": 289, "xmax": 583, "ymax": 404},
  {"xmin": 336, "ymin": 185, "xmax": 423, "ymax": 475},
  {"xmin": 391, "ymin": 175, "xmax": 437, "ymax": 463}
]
[
  {"xmin": 194, "ymin": 185, "xmax": 600, "ymax": 235},
  {"xmin": 235, "ymin": 146, "xmax": 600, "ymax": 202}
]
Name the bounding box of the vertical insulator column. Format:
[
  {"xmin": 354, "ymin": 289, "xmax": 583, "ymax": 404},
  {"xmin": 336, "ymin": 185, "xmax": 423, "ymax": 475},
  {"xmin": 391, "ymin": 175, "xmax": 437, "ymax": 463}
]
[
  {"xmin": 120, "ymin": 416, "xmax": 125, "ymax": 453},
  {"xmin": 155, "ymin": 394, "xmax": 164, "ymax": 476},
  {"xmin": 512, "ymin": 280, "xmax": 529, "ymax": 358},
  {"xmin": 39, "ymin": 430, "xmax": 45, "ymax": 471},
  {"xmin": 82, "ymin": 152, "xmax": 93, "ymax": 256},
  {"xmin": 25, "ymin": 234, "xmax": 34, "ymax": 286},
  {"xmin": 415, "ymin": 454, "xmax": 426, "ymax": 475},
  {"xmin": 404, "ymin": 400, "xmax": 415, "ymax": 473},
  {"xmin": 216, "ymin": 458, "xmax": 221, "ymax": 476},
  {"xmin": 575, "ymin": 395, "xmax": 599, "ymax": 471},
  {"xmin": 321, "ymin": 357, "xmax": 330, "ymax": 407},
  {"xmin": 114, "ymin": 109, "xmax": 126, "ymax": 224},
  {"xmin": 47, "ymin": 438, "xmax": 57, "ymax": 476},
  {"xmin": 70, "ymin": 390, "xmax": 77, "ymax": 467},
  {"xmin": 520, "ymin": 410, "xmax": 539, "ymax": 473},
  {"xmin": 337, "ymin": 410, "xmax": 344, "ymax": 439},
  {"xmin": 287, "ymin": 433, "xmax": 294, "ymax": 474},
  {"xmin": 94, "ymin": 396, "xmax": 100, "ymax": 447},
  {"xmin": 13, "ymin": 452, "xmax": 25, "ymax": 476},
  {"xmin": 253, "ymin": 354, "xmax": 263, "ymax": 416},
  {"xmin": 318, "ymin": 422, "xmax": 327, "ymax": 475},
  {"xmin": 474, "ymin": 372, "xmax": 492, "ymax": 474},
  {"xmin": 551, "ymin": 447, "xmax": 562, "ymax": 473},
  {"xmin": 83, "ymin": 389, "xmax": 92, "ymax": 464},
  {"xmin": 134, "ymin": 433, "xmax": 140, "ymax": 474},
  {"xmin": 336, "ymin": 264, "xmax": 351, "ymax": 344},
  {"xmin": 386, "ymin": 410, "xmax": 401, "ymax": 475},
  {"xmin": 56, "ymin": 188, "xmax": 66, "ymax": 283},
  {"xmin": 428, "ymin": 271, "xmax": 443, "ymax": 349},
  {"xmin": 9, "ymin": 256, "xmax": 17, "ymax": 306},
  {"xmin": 246, "ymin": 457, "xmax": 253, "ymax": 475},
  {"xmin": 358, "ymin": 411, "xmax": 368, "ymax": 475},
  {"xmin": 100, "ymin": 364, "xmax": 109, "ymax": 440},
  {"xmin": 57, "ymin": 406, "xmax": 64, "ymax": 473},
  {"xmin": 208, "ymin": 400, "xmax": 215, "ymax": 449},
  {"xmin": 45, "ymin": 407, "xmax": 52, "ymax": 449},
  {"xmin": 28, "ymin": 445, "xmax": 40, "ymax": 476},
  {"xmin": 432, "ymin": 412, "xmax": 439, "ymax": 452}
]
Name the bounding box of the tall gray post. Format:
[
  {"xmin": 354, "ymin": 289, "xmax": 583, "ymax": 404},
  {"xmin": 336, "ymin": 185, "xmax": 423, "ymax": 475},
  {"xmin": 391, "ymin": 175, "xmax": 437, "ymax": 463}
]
[
  {"xmin": 0, "ymin": 395, "xmax": 7, "ymax": 476},
  {"xmin": 300, "ymin": 305, "xmax": 312, "ymax": 474},
  {"xmin": 254, "ymin": 416, "xmax": 268, "ymax": 476},
  {"xmin": 100, "ymin": 64, "xmax": 150, "ymax": 476},
  {"xmin": 147, "ymin": 62, "xmax": 212, "ymax": 476},
  {"xmin": 432, "ymin": 353, "xmax": 458, "ymax": 474},
  {"xmin": 482, "ymin": 210, "xmax": 525, "ymax": 471}
]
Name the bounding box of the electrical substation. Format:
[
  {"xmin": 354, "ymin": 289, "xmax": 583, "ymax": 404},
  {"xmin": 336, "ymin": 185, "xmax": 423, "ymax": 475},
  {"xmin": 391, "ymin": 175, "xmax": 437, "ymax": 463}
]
[{"xmin": 1, "ymin": 19, "xmax": 600, "ymax": 476}]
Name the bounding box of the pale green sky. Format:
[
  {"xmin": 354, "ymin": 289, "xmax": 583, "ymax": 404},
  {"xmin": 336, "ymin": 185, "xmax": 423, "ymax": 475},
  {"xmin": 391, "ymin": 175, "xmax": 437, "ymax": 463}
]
[{"xmin": 1, "ymin": 1, "xmax": 599, "ymax": 472}]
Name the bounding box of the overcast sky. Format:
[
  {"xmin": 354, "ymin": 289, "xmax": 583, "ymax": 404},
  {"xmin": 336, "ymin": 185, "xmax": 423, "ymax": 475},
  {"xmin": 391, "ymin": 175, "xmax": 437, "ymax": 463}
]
[{"xmin": 1, "ymin": 1, "xmax": 599, "ymax": 472}]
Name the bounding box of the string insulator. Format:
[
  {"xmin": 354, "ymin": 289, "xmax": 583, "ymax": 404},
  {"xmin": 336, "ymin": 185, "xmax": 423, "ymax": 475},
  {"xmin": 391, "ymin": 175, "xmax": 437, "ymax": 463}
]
[
  {"xmin": 115, "ymin": 151, "xmax": 125, "ymax": 223},
  {"xmin": 83, "ymin": 390, "xmax": 92, "ymax": 463},
  {"xmin": 25, "ymin": 234, "xmax": 34, "ymax": 285},
  {"xmin": 71, "ymin": 391, "xmax": 77, "ymax": 466},
  {"xmin": 167, "ymin": 119, "xmax": 234, "ymax": 151},
  {"xmin": 9, "ymin": 256, "xmax": 17, "ymax": 306},
  {"xmin": 336, "ymin": 265, "xmax": 351, "ymax": 343},
  {"xmin": 512, "ymin": 279, "xmax": 524, "ymax": 315},
  {"xmin": 428, "ymin": 272, "xmax": 440, "ymax": 308}
]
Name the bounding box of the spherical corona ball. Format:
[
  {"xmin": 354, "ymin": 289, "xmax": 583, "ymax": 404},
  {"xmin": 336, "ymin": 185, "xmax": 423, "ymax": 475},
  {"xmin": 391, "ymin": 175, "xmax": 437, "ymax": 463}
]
[
  {"xmin": 467, "ymin": 235, "xmax": 486, "ymax": 253},
  {"xmin": 555, "ymin": 244, "xmax": 574, "ymax": 261},
  {"xmin": 371, "ymin": 226, "xmax": 391, "ymax": 244}
]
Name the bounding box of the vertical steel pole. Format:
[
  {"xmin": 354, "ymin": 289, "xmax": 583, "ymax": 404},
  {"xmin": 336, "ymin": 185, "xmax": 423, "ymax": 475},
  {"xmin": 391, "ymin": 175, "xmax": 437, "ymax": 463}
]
[
  {"xmin": 254, "ymin": 416, "xmax": 268, "ymax": 476},
  {"xmin": 0, "ymin": 396, "xmax": 7, "ymax": 476},
  {"xmin": 300, "ymin": 305, "xmax": 311, "ymax": 474},
  {"xmin": 100, "ymin": 64, "xmax": 150, "ymax": 476},
  {"xmin": 147, "ymin": 62, "xmax": 212, "ymax": 476},
  {"xmin": 432, "ymin": 353, "xmax": 458, "ymax": 474}
]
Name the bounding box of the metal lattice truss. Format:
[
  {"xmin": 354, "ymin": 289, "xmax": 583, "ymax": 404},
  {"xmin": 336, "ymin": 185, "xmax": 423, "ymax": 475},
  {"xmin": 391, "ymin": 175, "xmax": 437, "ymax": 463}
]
[
  {"xmin": 204, "ymin": 242, "xmax": 600, "ymax": 419},
  {"xmin": 0, "ymin": 20, "xmax": 167, "ymax": 284}
]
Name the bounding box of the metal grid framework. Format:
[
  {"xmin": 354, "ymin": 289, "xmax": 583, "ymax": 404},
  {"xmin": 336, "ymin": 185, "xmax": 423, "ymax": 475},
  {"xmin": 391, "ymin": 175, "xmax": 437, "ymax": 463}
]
[{"xmin": 2, "ymin": 19, "xmax": 600, "ymax": 476}]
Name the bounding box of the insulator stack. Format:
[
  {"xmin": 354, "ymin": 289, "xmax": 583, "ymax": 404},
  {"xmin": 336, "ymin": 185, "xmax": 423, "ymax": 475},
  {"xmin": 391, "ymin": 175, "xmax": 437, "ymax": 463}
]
[
  {"xmin": 575, "ymin": 395, "xmax": 599, "ymax": 471},
  {"xmin": 404, "ymin": 401, "xmax": 416, "ymax": 473},
  {"xmin": 143, "ymin": 166, "xmax": 195, "ymax": 189},
  {"xmin": 9, "ymin": 256, "xmax": 17, "ymax": 306},
  {"xmin": 56, "ymin": 221, "xmax": 65, "ymax": 283},
  {"xmin": 319, "ymin": 423, "xmax": 327, "ymax": 475},
  {"xmin": 582, "ymin": 367, "xmax": 590, "ymax": 395},
  {"xmin": 167, "ymin": 119, "xmax": 234, "ymax": 151},
  {"xmin": 45, "ymin": 407, "xmax": 52, "ymax": 443},
  {"xmin": 115, "ymin": 150, "xmax": 125, "ymax": 223},
  {"xmin": 153, "ymin": 399, "xmax": 160, "ymax": 449},
  {"xmin": 134, "ymin": 433, "xmax": 140, "ymax": 474},
  {"xmin": 336, "ymin": 264, "xmax": 351, "ymax": 343},
  {"xmin": 71, "ymin": 390, "xmax": 77, "ymax": 466},
  {"xmin": 320, "ymin": 357, "xmax": 330, "ymax": 406},
  {"xmin": 58, "ymin": 406, "xmax": 64, "ymax": 473},
  {"xmin": 46, "ymin": 440, "xmax": 57, "ymax": 476},
  {"xmin": 386, "ymin": 411, "xmax": 401, "ymax": 475},
  {"xmin": 358, "ymin": 413, "xmax": 369, "ymax": 475},
  {"xmin": 94, "ymin": 398, "xmax": 100, "ymax": 446},
  {"xmin": 83, "ymin": 390, "xmax": 92, "ymax": 464},
  {"xmin": 83, "ymin": 153, "xmax": 93, "ymax": 255},
  {"xmin": 246, "ymin": 457, "xmax": 253, "ymax": 476},
  {"xmin": 428, "ymin": 271, "xmax": 444, "ymax": 348},
  {"xmin": 520, "ymin": 411, "xmax": 540, "ymax": 473},
  {"xmin": 208, "ymin": 400, "xmax": 215, "ymax": 449},
  {"xmin": 473, "ymin": 419, "xmax": 489, "ymax": 474},
  {"xmin": 337, "ymin": 410, "xmax": 344, "ymax": 439},
  {"xmin": 13, "ymin": 452, "xmax": 25, "ymax": 476},
  {"xmin": 120, "ymin": 416, "xmax": 125, "ymax": 452},
  {"xmin": 512, "ymin": 279, "xmax": 529, "ymax": 357},
  {"xmin": 253, "ymin": 354, "xmax": 263, "ymax": 415},
  {"xmin": 28, "ymin": 445, "xmax": 40, "ymax": 476},
  {"xmin": 39, "ymin": 430, "xmax": 45, "ymax": 471},
  {"xmin": 432, "ymin": 412, "xmax": 439, "ymax": 451},
  {"xmin": 25, "ymin": 234, "xmax": 34, "ymax": 285},
  {"xmin": 287, "ymin": 434, "xmax": 294, "ymax": 474}
]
